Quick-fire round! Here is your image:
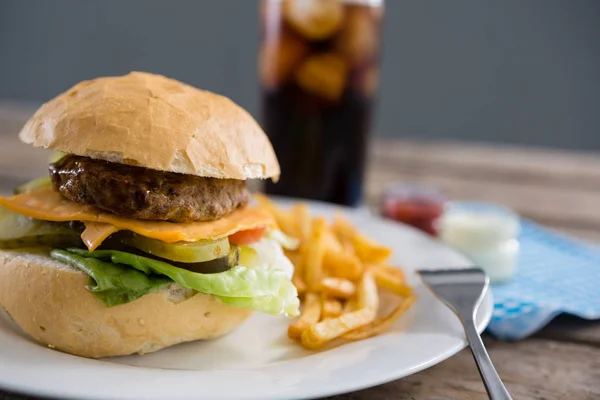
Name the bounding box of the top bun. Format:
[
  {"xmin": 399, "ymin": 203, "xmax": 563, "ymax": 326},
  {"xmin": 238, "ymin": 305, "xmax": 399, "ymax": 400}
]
[{"xmin": 19, "ymin": 72, "xmax": 280, "ymax": 180}]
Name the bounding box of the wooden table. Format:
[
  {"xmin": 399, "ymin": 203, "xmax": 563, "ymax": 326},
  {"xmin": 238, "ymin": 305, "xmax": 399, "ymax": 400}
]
[{"xmin": 0, "ymin": 107, "xmax": 599, "ymax": 400}]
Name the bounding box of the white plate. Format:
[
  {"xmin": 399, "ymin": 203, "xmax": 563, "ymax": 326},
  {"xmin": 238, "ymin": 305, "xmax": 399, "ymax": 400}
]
[{"xmin": 0, "ymin": 199, "xmax": 492, "ymax": 400}]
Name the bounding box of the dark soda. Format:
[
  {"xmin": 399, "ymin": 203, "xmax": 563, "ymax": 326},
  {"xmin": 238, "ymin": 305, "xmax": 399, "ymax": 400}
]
[{"xmin": 259, "ymin": 0, "xmax": 383, "ymax": 206}]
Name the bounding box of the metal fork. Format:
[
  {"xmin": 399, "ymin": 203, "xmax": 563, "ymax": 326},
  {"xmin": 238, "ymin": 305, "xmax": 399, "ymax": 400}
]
[{"xmin": 417, "ymin": 268, "xmax": 512, "ymax": 400}]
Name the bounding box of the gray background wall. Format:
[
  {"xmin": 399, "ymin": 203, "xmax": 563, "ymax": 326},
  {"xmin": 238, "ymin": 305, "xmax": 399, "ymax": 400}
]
[{"xmin": 1, "ymin": 0, "xmax": 599, "ymax": 150}]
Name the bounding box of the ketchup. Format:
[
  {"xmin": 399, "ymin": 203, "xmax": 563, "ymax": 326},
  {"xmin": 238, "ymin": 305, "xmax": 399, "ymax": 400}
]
[{"xmin": 381, "ymin": 184, "xmax": 446, "ymax": 236}]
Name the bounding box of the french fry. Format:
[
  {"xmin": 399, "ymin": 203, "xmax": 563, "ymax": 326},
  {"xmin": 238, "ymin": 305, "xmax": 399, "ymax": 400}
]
[
  {"xmin": 324, "ymin": 229, "xmax": 343, "ymax": 252},
  {"xmin": 294, "ymin": 241, "xmax": 307, "ymax": 283},
  {"xmin": 286, "ymin": 248, "xmax": 306, "ymax": 285},
  {"xmin": 253, "ymin": 193, "xmax": 418, "ymax": 349},
  {"xmin": 333, "ymin": 215, "xmax": 392, "ymax": 264},
  {"xmin": 322, "ymin": 224, "xmax": 363, "ymax": 279},
  {"xmin": 321, "ymin": 296, "xmax": 343, "ymax": 319},
  {"xmin": 371, "ymin": 264, "xmax": 413, "ymax": 298},
  {"xmin": 301, "ymin": 308, "xmax": 375, "ymax": 349},
  {"xmin": 293, "ymin": 253, "xmax": 305, "ymax": 281},
  {"xmin": 292, "ymin": 274, "xmax": 307, "ymax": 296},
  {"xmin": 342, "ymin": 298, "xmax": 356, "ymax": 313},
  {"xmin": 343, "ymin": 295, "xmax": 417, "ymax": 340},
  {"xmin": 318, "ymin": 277, "xmax": 356, "ymax": 298},
  {"xmin": 354, "ymin": 271, "xmax": 379, "ymax": 310},
  {"xmin": 323, "ymin": 248, "xmax": 363, "ymax": 280},
  {"xmin": 339, "ymin": 234, "xmax": 356, "ymax": 256},
  {"xmin": 288, "ymin": 292, "xmax": 321, "ymax": 341},
  {"xmin": 305, "ymin": 217, "xmax": 328, "ymax": 289},
  {"xmin": 300, "ymin": 272, "xmax": 379, "ymax": 349},
  {"xmin": 255, "ymin": 193, "xmax": 297, "ymax": 235},
  {"xmin": 284, "ymin": 250, "xmax": 300, "ymax": 266},
  {"xmin": 381, "ymin": 265, "xmax": 405, "ymax": 281},
  {"xmin": 291, "ymin": 203, "xmax": 311, "ymax": 241}
]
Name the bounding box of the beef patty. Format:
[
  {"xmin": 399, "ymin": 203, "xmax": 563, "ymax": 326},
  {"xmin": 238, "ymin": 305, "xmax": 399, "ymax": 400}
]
[{"xmin": 49, "ymin": 155, "xmax": 250, "ymax": 222}]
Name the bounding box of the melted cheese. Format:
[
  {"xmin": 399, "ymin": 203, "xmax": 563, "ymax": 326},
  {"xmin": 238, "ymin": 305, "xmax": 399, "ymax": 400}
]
[
  {"xmin": 0, "ymin": 188, "xmax": 275, "ymax": 245},
  {"xmin": 82, "ymin": 222, "xmax": 120, "ymax": 251}
]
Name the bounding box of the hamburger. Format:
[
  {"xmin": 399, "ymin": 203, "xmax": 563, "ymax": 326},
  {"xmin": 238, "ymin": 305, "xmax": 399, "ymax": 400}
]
[{"xmin": 0, "ymin": 72, "xmax": 300, "ymax": 358}]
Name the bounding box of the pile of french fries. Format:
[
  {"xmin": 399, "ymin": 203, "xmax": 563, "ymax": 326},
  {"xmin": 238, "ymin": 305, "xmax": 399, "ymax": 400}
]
[{"xmin": 256, "ymin": 194, "xmax": 417, "ymax": 350}]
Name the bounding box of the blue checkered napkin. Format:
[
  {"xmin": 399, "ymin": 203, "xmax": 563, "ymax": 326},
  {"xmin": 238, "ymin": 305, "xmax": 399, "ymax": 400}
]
[{"xmin": 486, "ymin": 220, "xmax": 600, "ymax": 340}]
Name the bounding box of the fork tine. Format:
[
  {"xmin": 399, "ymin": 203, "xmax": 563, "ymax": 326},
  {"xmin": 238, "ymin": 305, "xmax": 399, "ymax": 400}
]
[
  {"xmin": 417, "ymin": 267, "xmax": 512, "ymax": 399},
  {"xmin": 417, "ymin": 268, "xmax": 489, "ymax": 319}
]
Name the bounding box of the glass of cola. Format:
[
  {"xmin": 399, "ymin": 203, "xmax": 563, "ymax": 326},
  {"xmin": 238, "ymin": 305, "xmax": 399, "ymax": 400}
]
[{"xmin": 259, "ymin": 0, "xmax": 384, "ymax": 206}]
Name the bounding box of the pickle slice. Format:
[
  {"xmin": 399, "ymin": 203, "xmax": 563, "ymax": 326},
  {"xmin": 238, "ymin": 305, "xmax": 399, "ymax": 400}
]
[
  {"xmin": 0, "ymin": 205, "xmax": 72, "ymax": 240},
  {"xmin": 13, "ymin": 176, "xmax": 52, "ymax": 195},
  {"xmin": 111, "ymin": 244, "xmax": 240, "ymax": 274},
  {"xmin": 0, "ymin": 233, "xmax": 82, "ymax": 249},
  {"xmin": 0, "ymin": 206, "xmax": 82, "ymax": 249},
  {"xmin": 171, "ymin": 246, "xmax": 240, "ymax": 274},
  {"xmin": 121, "ymin": 234, "xmax": 230, "ymax": 263}
]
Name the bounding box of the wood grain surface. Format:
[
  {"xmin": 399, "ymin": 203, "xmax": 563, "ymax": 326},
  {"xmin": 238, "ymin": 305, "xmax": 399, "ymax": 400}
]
[{"xmin": 0, "ymin": 108, "xmax": 599, "ymax": 400}]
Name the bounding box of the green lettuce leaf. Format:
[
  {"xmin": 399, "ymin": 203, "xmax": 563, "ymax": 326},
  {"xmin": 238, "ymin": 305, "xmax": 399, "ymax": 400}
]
[
  {"xmin": 53, "ymin": 248, "xmax": 300, "ymax": 317},
  {"xmin": 51, "ymin": 249, "xmax": 172, "ymax": 307},
  {"xmin": 219, "ymin": 294, "xmax": 297, "ymax": 317}
]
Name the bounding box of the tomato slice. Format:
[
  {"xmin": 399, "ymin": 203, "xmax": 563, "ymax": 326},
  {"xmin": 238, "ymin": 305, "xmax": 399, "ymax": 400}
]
[{"xmin": 228, "ymin": 227, "xmax": 266, "ymax": 245}]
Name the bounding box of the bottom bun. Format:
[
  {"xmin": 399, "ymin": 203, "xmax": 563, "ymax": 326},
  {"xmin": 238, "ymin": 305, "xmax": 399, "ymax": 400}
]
[{"xmin": 0, "ymin": 249, "xmax": 252, "ymax": 358}]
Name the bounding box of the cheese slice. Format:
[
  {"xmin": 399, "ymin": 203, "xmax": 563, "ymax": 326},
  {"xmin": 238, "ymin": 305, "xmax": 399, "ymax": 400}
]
[
  {"xmin": 82, "ymin": 222, "xmax": 120, "ymax": 251},
  {"xmin": 0, "ymin": 188, "xmax": 275, "ymax": 245}
]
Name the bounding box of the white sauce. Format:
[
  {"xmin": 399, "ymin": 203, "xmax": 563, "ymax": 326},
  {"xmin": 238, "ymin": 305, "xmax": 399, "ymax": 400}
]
[{"xmin": 440, "ymin": 204, "xmax": 520, "ymax": 284}]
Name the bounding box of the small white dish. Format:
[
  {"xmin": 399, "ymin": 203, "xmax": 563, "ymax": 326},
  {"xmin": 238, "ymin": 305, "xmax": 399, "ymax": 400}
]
[
  {"xmin": 0, "ymin": 198, "xmax": 492, "ymax": 400},
  {"xmin": 440, "ymin": 201, "xmax": 520, "ymax": 283}
]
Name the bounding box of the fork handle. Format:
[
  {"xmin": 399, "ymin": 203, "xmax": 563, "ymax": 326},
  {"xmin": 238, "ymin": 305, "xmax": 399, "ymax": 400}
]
[{"xmin": 462, "ymin": 317, "xmax": 513, "ymax": 400}]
